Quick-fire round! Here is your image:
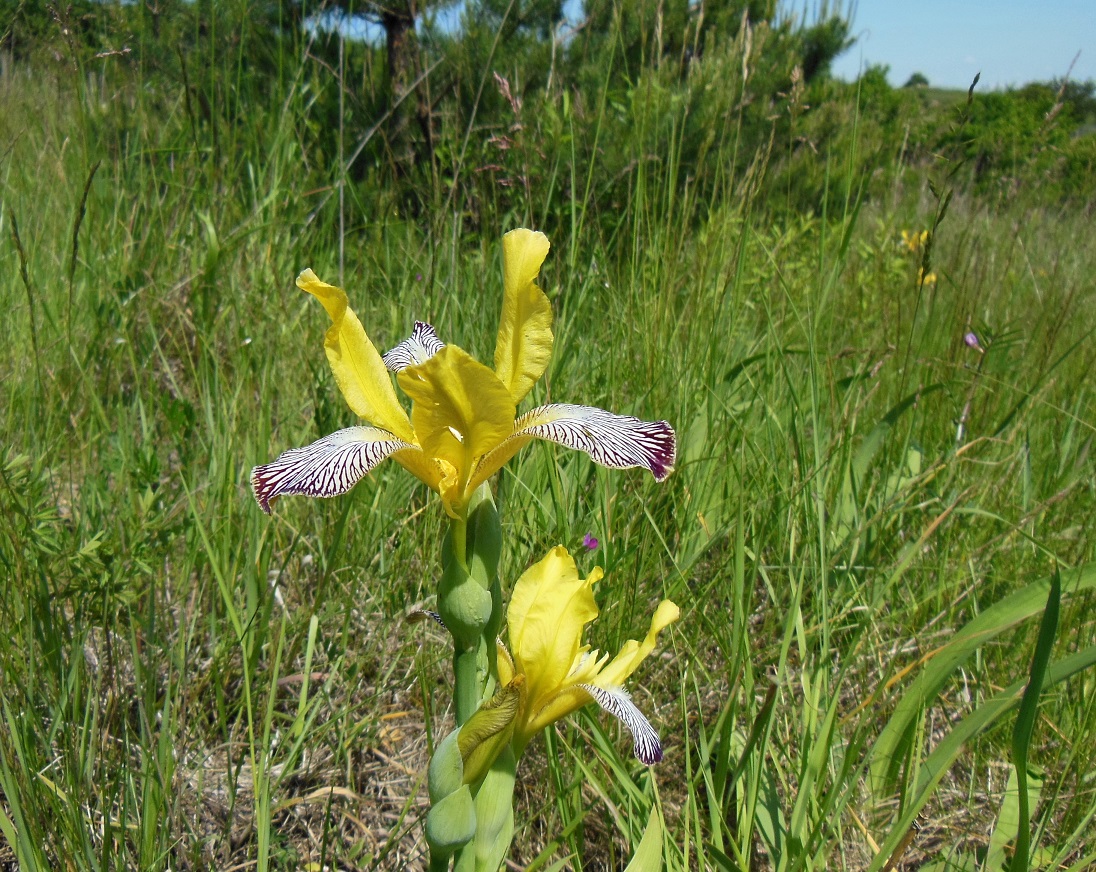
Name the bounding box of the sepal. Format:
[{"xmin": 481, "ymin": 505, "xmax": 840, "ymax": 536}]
[{"xmin": 457, "ymin": 678, "xmax": 524, "ymax": 785}]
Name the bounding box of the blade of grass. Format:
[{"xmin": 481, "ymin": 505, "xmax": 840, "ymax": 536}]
[{"xmin": 1008, "ymin": 569, "xmax": 1060, "ymax": 872}]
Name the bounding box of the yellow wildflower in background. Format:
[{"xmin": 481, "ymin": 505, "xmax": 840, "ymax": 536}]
[{"xmin": 901, "ymin": 229, "xmax": 929, "ymax": 254}]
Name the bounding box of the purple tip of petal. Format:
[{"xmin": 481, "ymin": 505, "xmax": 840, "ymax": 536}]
[
  {"xmin": 583, "ymin": 533, "xmax": 600, "ymax": 550},
  {"xmin": 639, "ymin": 740, "xmax": 664, "ymax": 766},
  {"xmin": 649, "ymin": 421, "xmax": 677, "ymax": 482},
  {"xmin": 251, "ymin": 467, "xmax": 276, "ymax": 514},
  {"xmin": 964, "ymin": 331, "xmax": 980, "ymax": 348}
]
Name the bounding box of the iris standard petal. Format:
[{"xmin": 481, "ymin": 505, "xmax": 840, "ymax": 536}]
[
  {"xmin": 508, "ymin": 546, "xmax": 600, "ymax": 706},
  {"xmin": 398, "ymin": 346, "xmax": 516, "ymax": 486},
  {"xmin": 251, "ymin": 426, "xmax": 416, "ymax": 514},
  {"xmin": 494, "ymin": 229, "xmax": 553, "ymax": 404},
  {"xmin": 468, "ymin": 403, "xmax": 677, "ymax": 492},
  {"xmin": 592, "ymin": 600, "xmax": 680, "ymax": 688},
  {"xmin": 297, "ymin": 269, "xmax": 415, "ymax": 443}
]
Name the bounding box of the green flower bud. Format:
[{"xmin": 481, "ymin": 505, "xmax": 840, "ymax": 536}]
[
  {"xmin": 440, "ymin": 526, "xmax": 494, "ymax": 649},
  {"xmin": 425, "ymin": 785, "xmax": 477, "ymax": 857},
  {"xmin": 428, "ymin": 730, "xmax": 466, "ymax": 803},
  {"xmin": 455, "ymin": 749, "xmax": 517, "ymax": 872},
  {"xmin": 465, "ymin": 485, "xmax": 502, "ymax": 593}
]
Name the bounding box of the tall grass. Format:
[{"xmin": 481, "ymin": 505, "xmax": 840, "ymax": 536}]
[{"xmin": 1, "ymin": 12, "xmax": 1095, "ymax": 871}]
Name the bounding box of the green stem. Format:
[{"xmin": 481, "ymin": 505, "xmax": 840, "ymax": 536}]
[
  {"xmin": 450, "ymin": 514, "xmax": 468, "ymax": 569},
  {"xmin": 429, "ymin": 852, "xmax": 451, "ymax": 872},
  {"xmin": 454, "ymin": 643, "xmax": 482, "ymax": 726},
  {"xmin": 439, "ymin": 486, "xmax": 501, "ymax": 725}
]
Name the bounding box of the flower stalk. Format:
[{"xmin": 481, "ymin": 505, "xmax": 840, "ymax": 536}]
[{"xmin": 440, "ymin": 484, "xmax": 503, "ymax": 724}]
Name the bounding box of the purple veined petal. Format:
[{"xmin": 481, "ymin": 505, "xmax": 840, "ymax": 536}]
[
  {"xmin": 407, "ymin": 609, "xmax": 447, "ymax": 629},
  {"xmin": 251, "ymin": 426, "xmax": 414, "ymax": 513},
  {"xmin": 515, "ymin": 404, "xmax": 676, "ymax": 481},
  {"xmin": 382, "ymin": 321, "xmax": 445, "ymax": 372},
  {"xmin": 580, "ymin": 684, "xmax": 664, "ymax": 764}
]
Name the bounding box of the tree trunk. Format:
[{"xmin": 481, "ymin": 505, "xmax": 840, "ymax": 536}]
[{"xmin": 382, "ymin": 0, "xmax": 433, "ymax": 178}]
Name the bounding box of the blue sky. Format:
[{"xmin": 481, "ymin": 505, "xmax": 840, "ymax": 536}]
[{"xmin": 830, "ymin": 0, "xmax": 1095, "ymax": 90}]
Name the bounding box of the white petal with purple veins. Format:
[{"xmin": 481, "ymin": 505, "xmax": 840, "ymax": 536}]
[
  {"xmin": 382, "ymin": 321, "xmax": 445, "ymax": 372},
  {"xmin": 580, "ymin": 684, "xmax": 664, "ymax": 764},
  {"xmin": 251, "ymin": 426, "xmax": 413, "ymax": 513},
  {"xmin": 514, "ymin": 404, "xmax": 676, "ymax": 481}
]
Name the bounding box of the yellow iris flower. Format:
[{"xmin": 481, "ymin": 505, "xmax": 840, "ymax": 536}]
[
  {"xmin": 252, "ymin": 229, "xmax": 676, "ymax": 519},
  {"xmin": 496, "ymin": 546, "xmax": 679, "ymax": 763}
]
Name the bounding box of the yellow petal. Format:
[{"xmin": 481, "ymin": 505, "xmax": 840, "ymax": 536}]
[
  {"xmin": 297, "ymin": 269, "xmax": 414, "ymax": 443},
  {"xmin": 508, "ymin": 547, "xmax": 601, "ymax": 710},
  {"xmin": 524, "ymin": 685, "xmax": 592, "ymax": 739},
  {"xmin": 496, "ymin": 640, "xmax": 516, "ymax": 686},
  {"xmin": 592, "ymin": 600, "xmax": 680, "ymax": 688},
  {"xmin": 392, "ymin": 450, "xmax": 447, "ymax": 495},
  {"xmin": 397, "ymin": 346, "xmax": 516, "ymax": 496},
  {"xmin": 494, "ymin": 229, "xmax": 553, "ymax": 404}
]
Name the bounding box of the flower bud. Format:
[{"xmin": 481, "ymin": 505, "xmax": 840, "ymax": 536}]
[{"xmin": 426, "ymin": 730, "xmax": 477, "ymax": 857}]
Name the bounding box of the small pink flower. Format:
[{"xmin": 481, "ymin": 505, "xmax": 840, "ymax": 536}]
[{"xmin": 583, "ymin": 533, "xmax": 599, "ymax": 551}]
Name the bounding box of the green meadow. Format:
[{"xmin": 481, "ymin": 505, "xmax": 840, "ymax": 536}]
[{"xmin": 2, "ymin": 3, "xmax": 1095, "ymax": 869}]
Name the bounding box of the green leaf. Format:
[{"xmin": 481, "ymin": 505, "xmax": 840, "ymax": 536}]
[
  {"xmin": 867, "ymin": 643, "xmax": 1096, "ymax": 872},
  {"xmin": 623, "ymin": 805, "xmax": 664, "ymax": 872},
  {"xmin": 985, "ymin": 764, "xmax": 1044, "ymax": 872},
  {"xmin": 1009, "ymin": 569, "xmax": 1059, "ymax": 871},
  {"xmin": 834, "ymin": 384, "xmax": 943, "ymax": 545},
  {"xmin": 869, "ymin": 563, "xmax": 1096, "ymax": 797},
  {"xmin": 466, "ymin": 749, "xmax": 516, "ymax": 872}
]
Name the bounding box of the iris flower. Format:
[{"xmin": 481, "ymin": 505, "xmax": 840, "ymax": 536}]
[
  {"xmin": 252, "ymin": 230, "xmax": 676, "ymax": 519},
  {"xmin": 496, "ymin": 546, "xmax": 679, "ymax": 764}
]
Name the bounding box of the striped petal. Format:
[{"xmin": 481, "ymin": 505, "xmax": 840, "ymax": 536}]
[
  {"xmin": 580, "ymin": 684, "xmax": 664, "ymax": 765},
  {"xmin": 383, "ymin": 321, "xmax": 445, "ymax": 372},
  {"xmin": 470, "ymin": 403, "xmax": 677, "ymax": 490},
  {"xmin": 251, "ymin": 426, "xmax": 414, "ymax": 513}
]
